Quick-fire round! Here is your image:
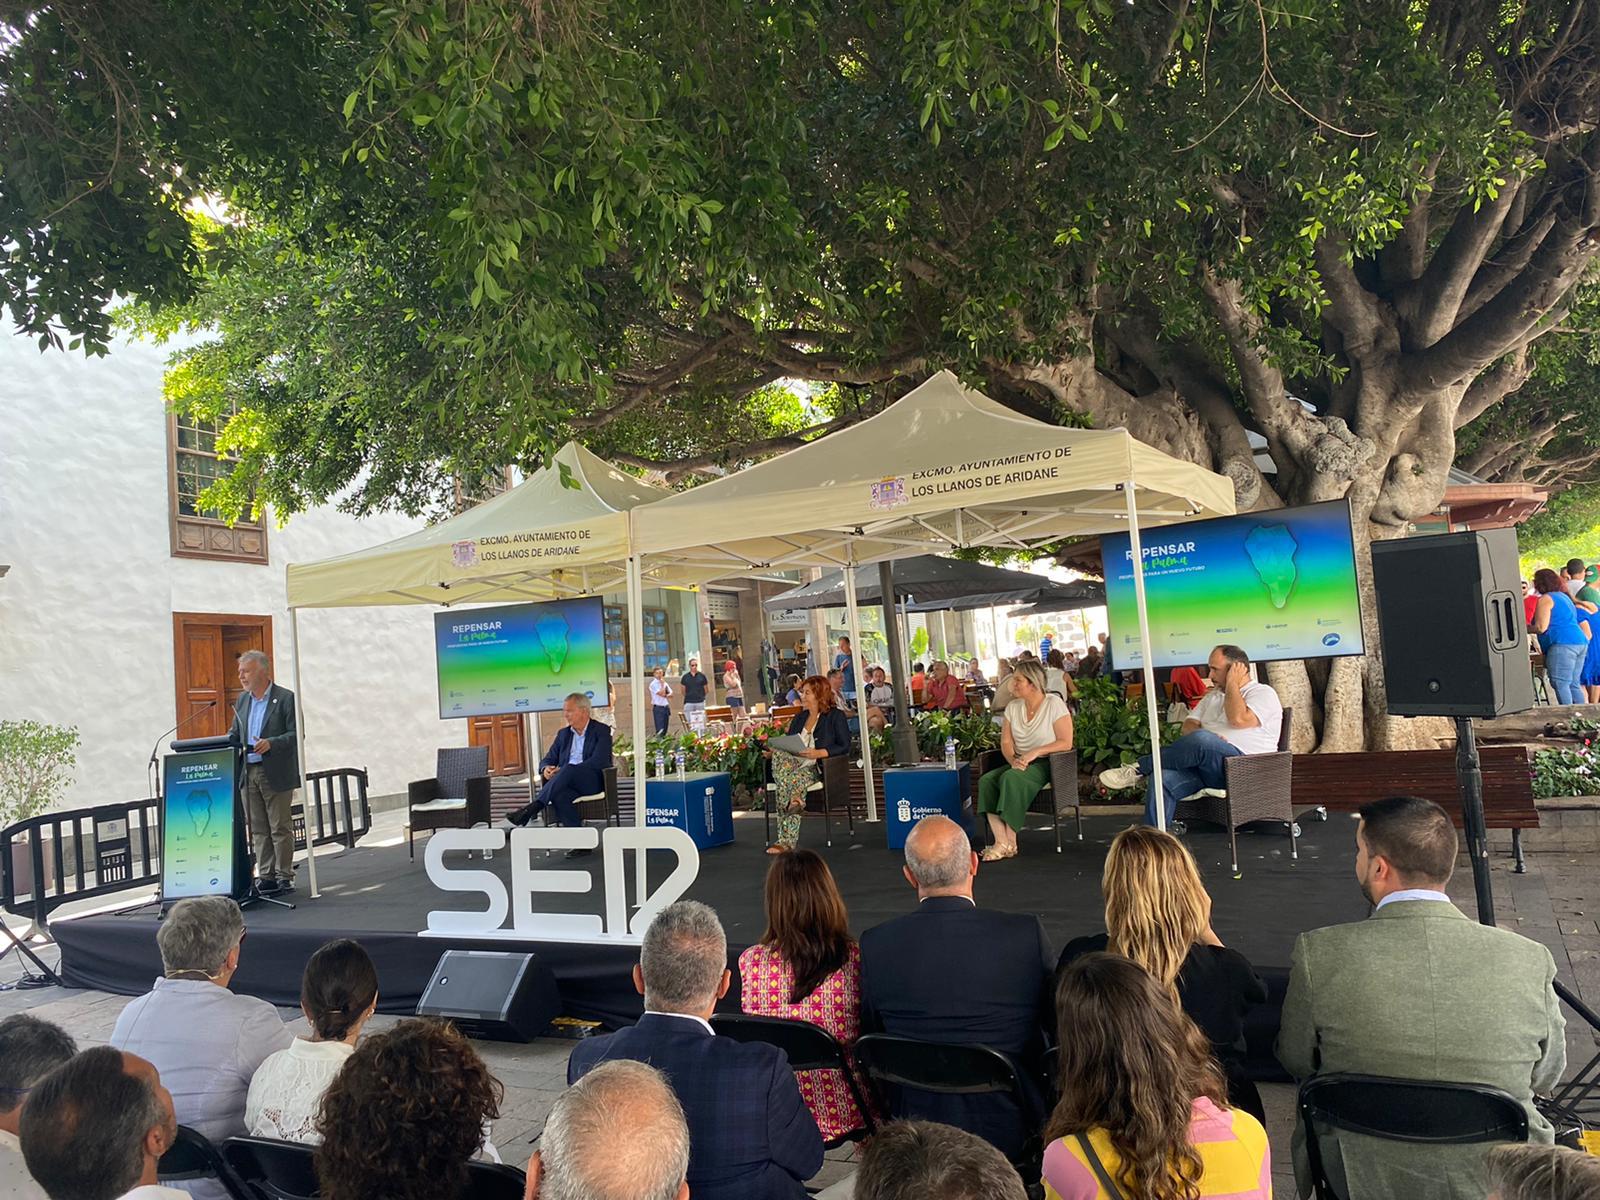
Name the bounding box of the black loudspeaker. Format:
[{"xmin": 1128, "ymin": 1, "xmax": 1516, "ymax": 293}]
[
  {"xmin": 1371, "ymin": 526, "xmax": 1535, "ymax": 718},
  {"xmin": 416, "ymin": 950, "xmax": 561, "ymax": 1042}
]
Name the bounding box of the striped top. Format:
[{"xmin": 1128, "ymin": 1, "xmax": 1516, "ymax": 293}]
[{"xmin": 1042, "ymin": 1097, "xmax": 1271, "ymax": 1200}]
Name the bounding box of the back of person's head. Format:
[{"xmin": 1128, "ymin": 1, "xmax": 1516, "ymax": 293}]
[
  {"xmin": 903, "ymin": 815, "xmax": 973, "ymax": 894},
  {"xmin": 538, "ymin": 1061, "xmax": 689, "ymax": 1200},
  {"xmin": 1567, "ymin": 557, "xmax": 1586, "ymax": 578},
  {"xmin": 1102, "ymin": 826, "xmax": 1210, "ymax": 992},
  {"xmin": 1487, "ymin": 1143, "xmax": 1600, "ymax": 1200},
  {"xmin": 156, "ymin": 895, "xmax": 244, "ymax": 977},
  {"xmin": 301, "ymin": 938, "xmax": 379, "ymax": 1040},
  {"xmin": 760, "ymin": 849, "xmax": 853, "ymax": 1004},
  {"xmin": 913, "ymin": 662, "xmax": 925, "ymax": 673},
  {"xmin": 853, "ymin": 1120, "xmax": 1026, "ymax": 1200},
  {"xmin": 0, "ymin": 1014, "xmax": 76, "ymax": 1121},
  {"xmin": 20, "ymin": 1047, "xmax": 173, "ymax": 1200},
  {"xmin": 639, "ymin": 900, "xmax": 728, "ymax": 1014},
  {"xmin": 1534, "ymin": 567, "xmax": 1565, "ymax": 595},
  {"xmin": 1047, "ymin": 648, "xmax": 1064, "ymax": 668},
  {"xmin": 1047, "ymin": 953, "xmax": 1226, "ymax": 1200},
  {"xmin": 315, "ymin": 1019, "xmax": 502, "ymax": 1200},
  {"xmin": 1357, "ymin": 795, "xmax": 1458, "ymax": 887}
]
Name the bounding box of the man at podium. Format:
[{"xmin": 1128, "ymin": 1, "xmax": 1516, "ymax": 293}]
[{"xmin": 231, "ymin": 650, "xmax": 300, "ymax": 894}]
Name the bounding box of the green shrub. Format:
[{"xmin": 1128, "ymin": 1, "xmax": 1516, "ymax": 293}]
[
  {"xmin": 0, "ymin": 721, "xmax": 81, "ymax": 825},
  {"xmin": 1532, "ymin": 743, "xmax": 1599, "ymax": 799}
]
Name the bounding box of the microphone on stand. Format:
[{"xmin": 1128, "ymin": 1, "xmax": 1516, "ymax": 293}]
[{"xmin": 148, "ymin": 701, "xmax": 219, "ymax": 799}]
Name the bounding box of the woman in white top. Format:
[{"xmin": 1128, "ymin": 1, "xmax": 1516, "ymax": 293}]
[
  {"xmin": 245, "ymin": 938, "xmax": 378, "ymax": 1143},
  {"xmin": 976, "ymin": 660, "xmax": 1074, "ymax": 862},
  {"xmin": 648, "ymin": 667, "xmax": 672, "ymax": 735}
]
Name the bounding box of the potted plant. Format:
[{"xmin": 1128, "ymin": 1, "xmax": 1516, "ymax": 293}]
[{"xmin": 0, "ymin": 720, "xmax": 80, "ymax": 899}]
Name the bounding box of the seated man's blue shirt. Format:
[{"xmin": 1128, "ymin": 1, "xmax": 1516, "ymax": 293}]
[{"xmin": 568, "ymin": 727, "xmax": 586, "ymax": 765}]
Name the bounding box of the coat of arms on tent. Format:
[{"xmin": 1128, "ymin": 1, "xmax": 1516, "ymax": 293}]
[
  {"xmin": 870, "ymin": 476, "xmax": 907, "ymax": 511},
  {"xmin": 452, "ymin": 540, "xmax": 478, "ymax": 568}
]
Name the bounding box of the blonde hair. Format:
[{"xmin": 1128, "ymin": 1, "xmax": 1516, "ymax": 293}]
[
  {"xmin": 1102, "ymin": 826, "xmax": 1210, "ymax": 992},
  {"xmin": 1010, "ymin": 659, "xmax": 1048, "ymax": 696}
]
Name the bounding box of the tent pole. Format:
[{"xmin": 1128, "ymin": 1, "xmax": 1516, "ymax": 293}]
[
  {"xmin": 288, "ymin": 607, "xmax": 320, "ymax": 899},
  {"xmin": 1122, "ymin": 481, "xmax": 1166, "ymax": 832},
  {"xmin": 843, "ymin": 546, "xmax": 876, "ymax": 822},
  {"xmin": 625, "ymin": 555, "xmax": 651, "ymax": 905},
  {"xmin": 879, "ymin": 562, "xmax": 919, "ymax": 765}
]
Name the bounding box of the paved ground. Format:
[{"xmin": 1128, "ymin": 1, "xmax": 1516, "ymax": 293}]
[{"xmin": 3, "ymin": 822, "xmax": 1593, "ymax": 1197}]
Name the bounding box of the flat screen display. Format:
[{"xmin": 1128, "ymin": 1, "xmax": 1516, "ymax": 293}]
[
  {"xmin": 1102, "ymin": 499, "xmax": 1365, "ymax": 670},
  {"xmin": 161, "ymin": 747, "xmax": 238, "ymax": 900},
  {"xmin": 434, "ymin": 597, "xmax": 607, "ymax": 718}
]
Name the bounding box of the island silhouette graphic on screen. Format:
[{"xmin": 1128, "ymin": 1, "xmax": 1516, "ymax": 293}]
[
  {"xmin": 1243, "ymin": 523, "xmax": 1299, "ymax": 609},
  {"xmin": 534, "ymin": 610, "xmax": 573, "ymax": 673},
  {"xmin": 185, "ymin": 788, "xmax": 215, "ymax": 837}
]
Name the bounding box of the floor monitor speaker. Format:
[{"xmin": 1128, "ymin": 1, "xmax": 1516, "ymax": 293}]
[
  {"xmin": 416, "ymin": 950, "xmax": 560, "ymax": 1042},
  {"xmin": 1370, "ymin": 526, "xmax": 1534, "ymax": 718}
]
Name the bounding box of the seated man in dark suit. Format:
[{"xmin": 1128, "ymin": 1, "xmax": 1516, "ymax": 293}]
[
  {"xmin": 567, "ymin": 900, "xmax": 823, "ymax": 1200},
  {"xmin": 859, "ymin": 815, "xmax": 1054, "ymax": 1159},
  {"xmin": 499, "ymin": 692, "xmax": 611, "ymax": 856}
]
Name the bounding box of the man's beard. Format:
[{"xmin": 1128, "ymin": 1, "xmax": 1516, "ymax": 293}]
[{"xmin": 1358, "ymin": 871, "xmax": 1377, "ymax": 907}]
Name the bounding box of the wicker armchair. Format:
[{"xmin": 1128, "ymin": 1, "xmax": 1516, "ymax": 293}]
[
  {"xmin": 407, "ymin": 746, "xmax": 492, "ymax": 860},
  {"xmin": 763, "ymin": 753, "xmax": 853, "ymax": 847},
  {"xmin": 1173, "ymin": 707, "xmax": 1295, "ymax": 874},
  {"xmin": 975, "ymin": 748, "xmax": 1082, "ymax": 852},
  {"xmin": 536, "ymin": 765, "xmax": 621, "ymax": 827}
]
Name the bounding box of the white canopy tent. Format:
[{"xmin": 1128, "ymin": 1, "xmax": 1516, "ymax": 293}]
[{"xmin": 631, "ymin": 370, "xmax": 1237, "ymax": 825}]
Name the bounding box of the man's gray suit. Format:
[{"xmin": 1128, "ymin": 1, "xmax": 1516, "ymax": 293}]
[
  {"xmin": 1276, "ymin": 898, "xmax": 1565, "ymax": 1200},
  {"xmin": 230, "ymin": 683, "xmax": 300, "ymax": 882}
]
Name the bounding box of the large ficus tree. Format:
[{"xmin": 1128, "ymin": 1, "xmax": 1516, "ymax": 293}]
[{"xmin": 7, "ymin": 0, "xmax": 1600, "ymax": 749}]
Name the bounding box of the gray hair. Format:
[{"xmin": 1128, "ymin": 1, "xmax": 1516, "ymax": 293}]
[
  {"xmin": 0, "ymin": 1014, "xmax": 76, "ymax": 1109},
  {"xmin": 855, "ymin": 1120, "xmax": 1026, "ymax": 1200},
  {"xmin": 156, "ymin": 896, "xmax": 245, "ymax": 975},
  {"xmin": 540, "ymin": 1061, "xmax": 689, "ymax": 1200},
  {"xmin": 904, "ymin": 816, "xmax": 971, "ymax": 890},
  {"xmin": 238, "ymin": 649, "xmax": 270, "ymax": 671},
  {"xmin": 639, "ymin": 901, "xmax": 727, "ymax": 1014},
  {"xmin": 565, "ymin": 692, "xmax": 592, "ymax": 711},
  {"xmin": 20, "ymin": 1046, "xmax": 168, "ymax": 1200},
  {"xmin": 1487, "ymin": 1144, "xmax": 1600, "ymax": 1200},
  {"xmin": 1009, "ymin": 660, "xmax": 1048, "ymax": 696}
]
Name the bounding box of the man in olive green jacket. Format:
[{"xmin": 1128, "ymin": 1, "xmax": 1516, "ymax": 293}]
[{"xmin": 1277, "ymin": 796, "xmax": 1564, "ymax": 1200}]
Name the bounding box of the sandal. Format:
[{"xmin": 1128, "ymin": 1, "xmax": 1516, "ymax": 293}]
[
  {"xmin": 766, "ymin": 844, "xmax": 792, "ymax": 855},
  {"xmin": 979, "ymin": 846, "xmax": 1010, "ymax": 862}
]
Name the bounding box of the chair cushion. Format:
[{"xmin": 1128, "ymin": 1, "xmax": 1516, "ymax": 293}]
[
  {"xmin": 806, "ymin": 781, "xmax": 823, "ymax": 792},
  {"xmin": 1179, "ymin": 787, "xmax": 1227, "ymax": 802},
  {"xmin": 575, "ymin": 791, "xmax": 606, "ymax": 802},
  {"xmin": 411, "ymin": 798, "xmax": 467, "ymax": 813}
]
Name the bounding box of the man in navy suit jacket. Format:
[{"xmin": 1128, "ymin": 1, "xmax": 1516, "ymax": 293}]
[
  {"xmin": 567, "ymin": 901, "xmax": 823, "ymax": 1200},
  {"xmin": 859, "ymin": 815, "xmax": 1054, "ymax": 1160},
  {"xmin": 500, "ymin": 693, "xmax": 611, "ymax": 853}
]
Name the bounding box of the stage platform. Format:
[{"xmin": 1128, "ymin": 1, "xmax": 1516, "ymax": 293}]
[{"xmin": 51, "ymin": 808, "xmax": 1364, "ymax": 1076}]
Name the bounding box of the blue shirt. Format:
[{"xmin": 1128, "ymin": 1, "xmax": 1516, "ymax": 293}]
[
  {"xmin": 246, "ymin": 690, "xmax": 271, "ymax": 764},
  {"xmin": 568, "ymin": 726, "xmax": 587, "ymax": 765},
  {"xmin": 1375, "ymin": 888, "xmax": 1452, "ymax": 909}
]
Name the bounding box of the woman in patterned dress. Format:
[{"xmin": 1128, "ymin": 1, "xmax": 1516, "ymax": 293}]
[
  {"xmin": 767, "ymin": 675, "xmax": 851, "ymax": 854},
  {"xmin": 738, "ymin": 850, "xmax": 876, "ymax": 1142}
]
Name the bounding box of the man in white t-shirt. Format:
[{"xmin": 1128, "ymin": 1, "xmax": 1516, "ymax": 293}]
[{"xmin": 1098, "ymin": 644, "xmax": 1283, "ymax": 828}]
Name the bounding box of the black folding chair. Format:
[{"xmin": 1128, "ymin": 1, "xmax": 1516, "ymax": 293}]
[
  {"xmin": 1298, "ymin": 1073, "xmax": 1529, "ymax": 1200},
  {"xmin": 853, "ymin": 1033, "xmax": 1040, "ymax": 1169},
  {"xmin": 711, "ymin": 1013, "xmax": 877, "ymax": 1147},
  {"xmin": 222, "ymin": 1138, "xmax": 319, "ymax": 1200},
  {"xmin": 159, "ymin": 1126, "xmax": 245, "ymax": 1198}
]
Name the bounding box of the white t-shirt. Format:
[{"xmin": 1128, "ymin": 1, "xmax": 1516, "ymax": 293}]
[
  {"xmin": 649, "ymin": 678, "xmax": 671, "ymax": 706},
  {"xmin": 1004, "ymin": 693, "xmax": 1071, "ymax": 757},
  {"xmin": 1189, "ymin": 682, "xmax": 1282, "ymax": 755}
]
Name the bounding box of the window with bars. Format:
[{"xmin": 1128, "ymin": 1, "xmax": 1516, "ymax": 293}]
[{"xmin": 168, "ymin": 408, "xmax": 267, "ymax": 563}]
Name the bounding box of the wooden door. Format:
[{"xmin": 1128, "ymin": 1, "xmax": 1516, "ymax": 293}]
[
  {"xmin": 468, "ymin": 714, "xmax": 529, "ymax": 776},
  {"xmin": 173, "ymin": 613, "xmax": 273, "ymax": 739}
]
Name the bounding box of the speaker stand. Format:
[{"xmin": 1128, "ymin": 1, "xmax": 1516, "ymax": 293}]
[{"xmin": 1453, "ymin": 716, "xmax": 1497, "ymax": 927}]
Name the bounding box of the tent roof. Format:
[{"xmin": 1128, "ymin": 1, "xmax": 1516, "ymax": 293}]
[
  {"xmin": 288, "ymin": 442, "xmax": 696, "ymax": 609},
  {"xmin": 631, "ymin": 371, "xmax": 1235, "ymax": 573},
  {"xmin": 764, "ymin": 554, "xmax": 1075, "ymax": 612},
  {"xmin": 916, "ymin": 578, "xmax": 1105, "ymax": 614}
]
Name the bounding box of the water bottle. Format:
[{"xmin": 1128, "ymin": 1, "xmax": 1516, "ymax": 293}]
[
  {"xmin": 654, "ymin": 750, "xmax": 666, "ymax": 779},
  {"xmin": 704, "ymin": 786, "xmax": 716, "ymax": 835},
  {"xmin": 674, "ymin": 748, "xmax": 686, "ymax": 779},
  {"xmin": 944, "ymin": 737, "xmax": 958, "ymax": 770}
]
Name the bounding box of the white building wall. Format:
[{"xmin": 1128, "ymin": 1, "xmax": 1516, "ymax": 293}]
[{"xmin": 0, "ymin": 329, "xmax": 460, "ymax": 809}]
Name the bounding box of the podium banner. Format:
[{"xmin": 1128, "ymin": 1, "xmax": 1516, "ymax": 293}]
[{"xmin": 161, "ymin": 747, "xmax": 239, "ymax": 900}]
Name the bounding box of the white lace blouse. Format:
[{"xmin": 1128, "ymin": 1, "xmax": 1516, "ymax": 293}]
[{"xmin": 244, "ymin": 1038, "xmax": 354, "ymax": 1143}]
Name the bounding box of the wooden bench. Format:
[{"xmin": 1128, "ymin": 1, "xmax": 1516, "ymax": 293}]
[{"xmin": 1290, "ymin": 746, "xmax": 1538, "ymax": 869}]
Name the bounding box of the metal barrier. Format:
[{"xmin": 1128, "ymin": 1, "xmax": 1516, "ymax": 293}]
[{"xmin": 2, "ymin": 767, "xmax": 372, "ymax": 929}]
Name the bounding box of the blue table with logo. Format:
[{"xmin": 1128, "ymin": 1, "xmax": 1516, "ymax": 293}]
[
  {"xmin": 884, "ymin": 763, "xmax": 972, "ymax": 850},
  {"xmin": 645, "ymin": 771, "xmax": 734, "ymax": 849}
]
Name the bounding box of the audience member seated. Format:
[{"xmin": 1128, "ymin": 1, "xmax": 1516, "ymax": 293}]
[
  {"xmin": 19, "ymin": 1046, "xmax": 181, "ymax": 1200},
  {"xmin": 1043, "ymin": 953, "xmax": 1270, "ymax": 1200},
  {"xmin": 1170, "ymin": 664, "xmax": 1208, "ymax": 707},
  {"xmin": 499, "ymin": 693, "xmax": 613, "ymax": 855},
  {"xmin": 0, "ymin": 1014, "xmax": 77, "ymax": 1200},
  {"xmin": 859, "ymin": 816, "xmax": 1053, "ymax": 1159},
  {"xmin": 244, "ymin": 938, "xmax": 378, "ymax": 1143},
  {"xmin": 920, "ymin": 661, "xmax": 967, "ymax": 711},
  {"xmin": 1098, "ymin": 644, "xmax": 1282, "ymax": 829},
  {"xmin": 568, "ymin": 901, "xmax": 823, "ymax": 1200},
  {"xmin": 863, "ymin": 666, "xmax": 896, "ymax": 733},
  {"xmin": 1487, "ymin": 1144, "xmax": 1600, "ymax": 1200},
  {"xmin": 784, "ymin": 674, "xmax": 803, "ymax": 705},
  {"xmin": 316, "ymin": 1018, "xmax": 503, "ymax": 1200},
  {"xmin": 975, "ymin": 661, "xmax": 1073, "ymax": 862},
  {"xmin": 109, "ymin": 896, "xmax": 291, "ymax": 1167},
  {"xmin": 1277, "ymin": 795, "xmax": 1566, "ymax": 1200},
  {"xmin": 1057, "ymin": 826, "xmax": 1267, "ymax": 1120},
  {"xmin": 739, "ymin": 850, "xmax": 877, "ymax": 1141},
  {"xmin": 909, "ymin": 662, "xmax": 927, "ymax": 699},
  {"xmin": 525, "ymin": 1060, "xmax": 689, "ymax": 1200},
  {"xmin": 851, "ymin": 1120, "xmax": 1026, "ymax": 1200},
  {"xmin": 1044, "ymin": 650, "xmax": 1075, "ymax": 702},
  {"xmin": 965, "ymin": 659, "xmax": 987, "ymax": 685}
]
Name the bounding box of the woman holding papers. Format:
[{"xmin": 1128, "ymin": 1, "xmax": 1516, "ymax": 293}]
[{"xmin": 767, "ymin": 675, "xmax": 850, "ymax": 855}]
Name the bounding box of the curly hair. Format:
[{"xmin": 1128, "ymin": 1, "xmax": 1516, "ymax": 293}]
[
  {"xmin": 315, "ymin": 1019, "xmax": 502, "ymax": 1200},
  {"xmin": 1045, "ymin": 954, "xmax": 1227, "ymax": 1200},
  {"xmin": 800, "ymin": 673, "xmax": 837, "ymax": 713}
]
